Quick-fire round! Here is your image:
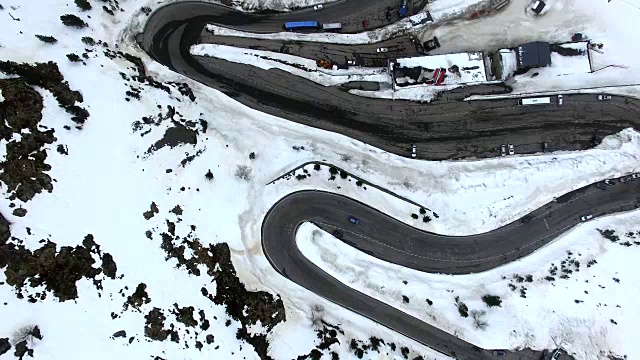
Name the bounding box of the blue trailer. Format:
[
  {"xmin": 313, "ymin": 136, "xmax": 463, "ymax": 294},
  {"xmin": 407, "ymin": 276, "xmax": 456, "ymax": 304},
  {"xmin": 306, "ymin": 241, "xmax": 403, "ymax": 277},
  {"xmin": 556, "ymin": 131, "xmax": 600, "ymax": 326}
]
[{"xmin": 283, "ymin": 21, "xmax": 320, "ymax": 31}]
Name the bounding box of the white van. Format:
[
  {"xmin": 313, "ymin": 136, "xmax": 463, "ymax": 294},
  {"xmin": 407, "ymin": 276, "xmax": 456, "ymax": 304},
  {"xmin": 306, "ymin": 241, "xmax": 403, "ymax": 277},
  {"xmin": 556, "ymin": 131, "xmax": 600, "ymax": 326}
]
[{"xmin": 518, "ymin": 97, "xmax": 551, "ymax": 106}]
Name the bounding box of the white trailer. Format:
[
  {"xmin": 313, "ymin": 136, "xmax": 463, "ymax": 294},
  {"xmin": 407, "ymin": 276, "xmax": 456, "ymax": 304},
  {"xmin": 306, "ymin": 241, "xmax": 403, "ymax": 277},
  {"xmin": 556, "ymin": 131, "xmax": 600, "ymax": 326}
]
[
  {"xmin": 518, "ymin": 97, "xmax": 551, "ymax": 106},
  {"xmin": 322, "ymin": 23, "xmax": 342, "ymax": 31}
]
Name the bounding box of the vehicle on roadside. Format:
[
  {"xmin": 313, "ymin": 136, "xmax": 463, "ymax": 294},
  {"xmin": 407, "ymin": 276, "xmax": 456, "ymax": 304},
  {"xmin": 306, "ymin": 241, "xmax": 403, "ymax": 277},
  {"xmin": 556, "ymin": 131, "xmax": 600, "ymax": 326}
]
[
  {"xmin": 433, "ymin": 67, "xmax": 446, "ymax": 85},
  {"xmin": 422, "ymin": 36, "xmax": 440, "ymax": 53},
  {"xmin": 530, "ymin": 0, "xmax": 546, "ymax": 15},
  {"xmin": 348, "ymin": 216, "xmax": 360, "ymax": 224},
  {"xmin": 347, "ymin": 60, "xmax": 357, "ymax": 66},
  {"xmin": 316, "ymin": 59, "xmax": 333, "ymax": 69},
  {"xmin": 492, "ymin": 0, "xmax": 510, "ymax": 10},
  {"xmin": 399, "ymin": 0, "xmax": 409, "ymax": 17},
  {"xmin": 598, "ymin": 94, "xmax": 612, "ymax": 101},
  {"xmin": 501, "ymin": 144, "xmax": 507, "ymax": 156},
  {"xmin": 385, "ymin": 8, "xmax": 392, "ymax": 21},
  {"xmin": 596, "ymin": 182, "xmax": 607, "ymax": 190},
  {"xmin": 543, "ymin": 142, "xmax": 549, "ymax": 152},
  {"xmin": 518, "ymin": 97, "xmax": 551, "ymax": 106},
  {"xmin": 551, "ymin": 349, "xmax": 562, "ymax": 360},
  {"xmin": 362, "ymin": 18, "xmax": 368, "ymax": 29},
  {"xmin": 604, "ymin": 179, "xmax": 615, "ymax": 186},
  {"xmin": 580, "ymin": 215, "xmax": 593, "ymax": 222},
  {"xmin": 313, "ymin": 4, "xmax": 323, "ymax": 10},
  {"xmin": 508, "ymin": 144, "xmax": 515, "ymax": 155},
  {"xmin": 557, "ymin": 94, "xmax": 563, "ymax": 105},
  {"xmin": 632, "ymin": 173, "xmax": 640, "ymax": 179},
  {"xmin": 492, "ymin": 350, "xmax": 506, "ymax": 357},
  {"xmin": 283, "ymin": 21, "xmax": 320, "ymax": 31},
  {"xmin": 411, "ymin": 144, "xmax": 417, "ymax": 158},
  {"xmin": 321, "ymin": 23, "xmax": 342, "ymax": 31},
  {"xmin": 376, "ymin": 47, "xmax": 388, "ymax": 53}
]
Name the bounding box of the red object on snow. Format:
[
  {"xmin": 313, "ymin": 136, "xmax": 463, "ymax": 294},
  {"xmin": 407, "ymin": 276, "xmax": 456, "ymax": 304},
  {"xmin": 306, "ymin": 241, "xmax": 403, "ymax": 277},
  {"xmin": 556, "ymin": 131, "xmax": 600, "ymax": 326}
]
[
  {"xmin": 433, "ymin": 68, "xmax": 446, "ymax": 85},
  {"xmin": 362, "ymin": 18, "xmax": 368, "ymax": 29}
]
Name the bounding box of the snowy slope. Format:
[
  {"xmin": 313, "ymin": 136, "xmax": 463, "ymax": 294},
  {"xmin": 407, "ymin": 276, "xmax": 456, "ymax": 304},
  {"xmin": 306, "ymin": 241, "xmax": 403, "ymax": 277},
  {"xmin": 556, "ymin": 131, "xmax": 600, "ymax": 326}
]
[{"xmin": 0, "ymin": 1, "xmax": 639, "ymax": 360}]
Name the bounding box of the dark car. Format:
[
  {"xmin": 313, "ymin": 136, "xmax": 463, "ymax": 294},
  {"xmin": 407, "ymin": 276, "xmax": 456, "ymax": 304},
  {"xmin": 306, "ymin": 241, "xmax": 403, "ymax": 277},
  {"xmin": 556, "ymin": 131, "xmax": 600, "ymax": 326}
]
[
  {"xmin": 422, "ymin": 36, "xmax": 440, "ymax": 52},
  {"xmin": 362, "ymin": 18, "xmax": 368, "ymax": 29},
  {"xmin": 348, "ymin": 216, "xmax": 360, "ymax": 225},
  {"xmin": 492, "ymin": 350, "xmax": 506, "ymax": 357}
]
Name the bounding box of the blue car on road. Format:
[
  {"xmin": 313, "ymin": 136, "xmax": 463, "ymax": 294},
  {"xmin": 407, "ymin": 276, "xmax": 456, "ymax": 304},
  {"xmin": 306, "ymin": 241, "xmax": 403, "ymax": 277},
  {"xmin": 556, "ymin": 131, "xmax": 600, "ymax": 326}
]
[{"xmin": 348, "ymin": 216, "xmax": 360, "ymax": 224}]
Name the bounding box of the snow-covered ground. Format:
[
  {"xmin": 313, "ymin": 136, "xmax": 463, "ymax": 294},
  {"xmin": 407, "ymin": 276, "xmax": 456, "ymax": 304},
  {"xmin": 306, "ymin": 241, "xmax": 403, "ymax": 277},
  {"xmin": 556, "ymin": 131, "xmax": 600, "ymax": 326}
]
[
  {"xmin": 0, "ymin": 0, "xmax": 640, "ymax": 360},
  {"xmin": 297, "ymin": 211, "xmax": 640, "ymax": 359},
  {"xmin": 191, "ymin": 44, "xmax": 391, "ymax": 86},
  {"xmin": 423, "ymin": 0, "xmax": 640, "ymax": 95}
]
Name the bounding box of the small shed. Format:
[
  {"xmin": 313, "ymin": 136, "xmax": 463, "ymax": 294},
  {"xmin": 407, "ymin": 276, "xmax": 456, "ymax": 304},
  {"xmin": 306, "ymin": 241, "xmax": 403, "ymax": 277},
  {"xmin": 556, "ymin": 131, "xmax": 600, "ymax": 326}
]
[
  {"xmin": 530, "ymin": 0, "xmax": 546, "ymax": 14},
  {"xmin": 515, "ymin": 41, "xmax": 551, "ymax": 70}
]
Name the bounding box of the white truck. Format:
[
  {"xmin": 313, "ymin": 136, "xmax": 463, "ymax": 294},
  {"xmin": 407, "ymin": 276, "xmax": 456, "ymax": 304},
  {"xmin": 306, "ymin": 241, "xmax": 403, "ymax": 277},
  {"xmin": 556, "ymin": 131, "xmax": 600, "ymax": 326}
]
[
  {"xmin": 321, "ymin": 23, "xmax": 342, "ymax": 31},
  {"xmin": 518, "ymin": 97, "xmax": 551, "ymax": 106}
]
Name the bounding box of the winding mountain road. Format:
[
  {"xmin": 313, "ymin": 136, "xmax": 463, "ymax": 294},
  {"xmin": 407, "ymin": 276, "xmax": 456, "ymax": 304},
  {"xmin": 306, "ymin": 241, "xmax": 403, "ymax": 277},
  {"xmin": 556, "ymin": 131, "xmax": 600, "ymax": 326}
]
[
  {"xmin": 139, "ymin": 1, "xmax": 640, "ymax": 160},
  {"xmin": 139, "ymin": 2, "xmax": 640, "ymax": 359}
]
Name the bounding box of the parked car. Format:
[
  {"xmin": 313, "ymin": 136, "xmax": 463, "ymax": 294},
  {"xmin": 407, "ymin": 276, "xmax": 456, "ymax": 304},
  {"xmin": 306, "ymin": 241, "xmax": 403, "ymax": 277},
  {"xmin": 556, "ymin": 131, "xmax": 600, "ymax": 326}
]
[
  {"xmin": 348, "ymin": 216, "xmax": 360, "ymax": 224},
  {"xmin": 492, "ymin": 350, "xmax": 506, "ymax": 357},
  {"xmin": 411, "ymin": 144, "xmax": 417, "ymax": 158},
  {"xmin": 551, "ymin": 349, "xmax": 562, "ymax": 360},
  {"xmin": 385, "ymin": 8, "xmax": 392, "ymax": 21},
  {"xmin": 422, "ymin": 36, "xmax": 440, "ymax": 52},
  {"xmin": 530, "ymin": 0, "xmax": 546, "ymax": 15},
  {"xmin": 557, "ymin": 94, "xmax": 563, "ymax": 105},
  {"xmin": 543, "ymin": 142, "xmax": 549, "ymax": 152},
  {"xmin": 347, "ymin": 60, "xmax": 357, "ymax": 66},
  {"xmin": 632, "ymin": 173, "xmax": 640, "ymax": 179},
  {"xmin": 604, "ymin": 179, "xmax": 615, "ymax": 186},
  {"xmin": 580, "ymin": 215, "xmax": 593, "ymax": 222},
  {"xmin": 376, "ymin": 47, "xmax": 388, "ymax": 53},
  {"xmin": 596, "ymin": 182, "xmax": 607, "ymax": 190},
  {"xmin": 508, "ymin": 144, "xmax": 515, "ymax": 155},
  {"xmin": 313, "ymin": 4, "xmax": 323, "ymax": 10},
  {"xmin": 598, "ymin": 94, "xmax": 612, "ymax": 101},
  {"xmin": 620, "ymin": 176, "xmax": 628, "ymax": 183},
  {"xmin": 362, "ymin": 18, "xmax": 368, "ymax": 29},
  {"xmin": 500, "ymin": 144, "xmax": 506, "ymax": 156}
]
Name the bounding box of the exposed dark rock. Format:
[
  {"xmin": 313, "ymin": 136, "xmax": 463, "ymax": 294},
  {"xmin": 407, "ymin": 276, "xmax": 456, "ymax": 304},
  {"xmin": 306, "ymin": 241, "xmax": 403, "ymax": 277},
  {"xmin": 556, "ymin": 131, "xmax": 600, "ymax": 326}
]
[
  {"xmin": 151, "ymin": 219, "xmax": 285, "ymax": 359},
  {"xmin": 0, "ymin": 338, "xmax": 10, "ymax": 356},
  {"xmin": 12, "ymin": 208, "xmax": 27, "ymax": 217},
  {"xmin": 143, "ymin": 202, "xmax": 159, "ymax": 220},
  {"xmin": 112, "ymin": 330, "xmax": 126, "ymax": 338},
  {"xmin": 60, "ymin": 14, "xmax": 88, "ymax": 28},
  {"xmin": 0, "ymin": 61, "xmax": 89, "ymax": 125},
  {"xmin": 147, "ymin": 124, "xmax": 197, "ymax": 154},
  {"xmin": 13, "ymin": 340, "xmax": 33, "ymax": 360},
  {"xmin": 0, "ymin": 223, "xmax": 117, "ymax": 301},
  {"xmin": 101, "ymin": 253, "xmax": 117, "ymax": 279},
  {"xmin": 124, "ymin": 283, "xmax": 151, "ymax": 311},
  {"xmin": 35, "ymin": 35, "xmax": 57, "ymax": 44},
  {"xmin": 172, "ymin": 304, "xmax": 197, "ymax": 327},
  {"xmin": 0, "ymin": 79, "xmax": 55, "ymax": 202}
]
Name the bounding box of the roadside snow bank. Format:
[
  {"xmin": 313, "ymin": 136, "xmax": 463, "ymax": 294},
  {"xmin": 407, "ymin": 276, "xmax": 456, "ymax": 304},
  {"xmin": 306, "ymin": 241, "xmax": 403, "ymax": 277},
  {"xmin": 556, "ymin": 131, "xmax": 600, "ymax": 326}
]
[{"xmin": 191, "ymin": 44, "xmax": 390, "ymax": 86}]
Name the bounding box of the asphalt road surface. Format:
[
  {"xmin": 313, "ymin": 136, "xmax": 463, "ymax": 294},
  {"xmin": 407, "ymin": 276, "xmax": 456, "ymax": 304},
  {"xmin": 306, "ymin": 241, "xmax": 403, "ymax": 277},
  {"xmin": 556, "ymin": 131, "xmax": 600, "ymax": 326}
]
[
  {"xmin": 139, "ymin": 1, "xmax": 640, "ymax": 160},
  {"xmin": 140, "ymin": 2, "xmax": 639, "ymax": 358},
  {"xmin": 263, "ymin": 179, "xmax": 640, "ymax": 359}
]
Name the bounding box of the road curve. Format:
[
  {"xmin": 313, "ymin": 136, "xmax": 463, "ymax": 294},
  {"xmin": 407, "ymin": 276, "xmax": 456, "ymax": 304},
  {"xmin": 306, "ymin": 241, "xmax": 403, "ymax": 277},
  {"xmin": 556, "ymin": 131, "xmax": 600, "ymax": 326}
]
[
  {"xmin": 139, "ymin": 1, "xmax": 640, "ymax": 160},
  {"xmin": 262, "ymin": 179, "xmax": 640, "ymax": 359},
  {"xmin": 140, "ymin": 2, "xmax": 640, "ymax": 358}
]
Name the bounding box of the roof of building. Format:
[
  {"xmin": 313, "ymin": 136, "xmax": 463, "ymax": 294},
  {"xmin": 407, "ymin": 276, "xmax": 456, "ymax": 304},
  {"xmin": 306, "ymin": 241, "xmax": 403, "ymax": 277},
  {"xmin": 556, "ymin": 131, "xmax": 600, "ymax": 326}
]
[
  {"xmin": 516, "ymin": 41, "xmax": 551, "ymax": 69},
  {"xmin": 531, "ymin": 0, "xmax": 546, "ymax": 14}
]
